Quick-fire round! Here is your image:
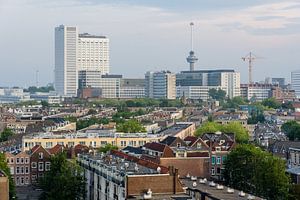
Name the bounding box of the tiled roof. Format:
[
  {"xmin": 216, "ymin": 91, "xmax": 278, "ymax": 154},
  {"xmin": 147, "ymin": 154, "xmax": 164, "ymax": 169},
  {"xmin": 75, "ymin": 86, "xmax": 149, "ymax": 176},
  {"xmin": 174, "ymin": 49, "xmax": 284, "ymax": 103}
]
[
  {"xmin": 48, "ymin": 144, "xmax": 65, "ymax": 155},
  {"xmin": 144, "ymin": 142, "xmax": 166, "ymax": 152}
]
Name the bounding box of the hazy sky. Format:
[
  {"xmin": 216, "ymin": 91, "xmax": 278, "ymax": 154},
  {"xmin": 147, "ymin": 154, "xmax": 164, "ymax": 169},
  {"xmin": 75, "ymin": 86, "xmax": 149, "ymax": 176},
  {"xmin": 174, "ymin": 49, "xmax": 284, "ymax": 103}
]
[{"xmin": 0, "ymin": 0, "xmax": 300, "ymax": 87}]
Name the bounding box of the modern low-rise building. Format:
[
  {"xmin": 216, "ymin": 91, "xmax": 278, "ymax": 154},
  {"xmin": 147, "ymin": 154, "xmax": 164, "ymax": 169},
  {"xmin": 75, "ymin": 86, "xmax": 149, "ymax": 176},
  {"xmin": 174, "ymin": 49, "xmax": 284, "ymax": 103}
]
[{"xmin": 176, "ymin": 69, "xmax": 240, "ymax": 99}]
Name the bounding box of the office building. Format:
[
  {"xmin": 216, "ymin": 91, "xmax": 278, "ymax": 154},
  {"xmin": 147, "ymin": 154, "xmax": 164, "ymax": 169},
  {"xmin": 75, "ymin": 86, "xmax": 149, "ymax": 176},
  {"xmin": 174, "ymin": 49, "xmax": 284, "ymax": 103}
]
[
  {"xmin": 272, "ymin": 78, "xmax": 285, "ymax": 87},
  {"xmin": 176, "ymin": 70, "xmax": 240, "ymax": 99},
  {"xmin": 54, "ymin": 25, "xmax": 109, "ymax": 97},
  {"xmin": 55, "ymin": 25, "xmax": 78, "ymax": 96},
  {"xmin": 291, "ymin": 71, "xmax": 300, "ymax": 98},
  {"xmin": 145, "ymin": 71, "xmax": 176, "ymax": 99},
  {"xmin": 240, "ymin": 83, "xmax": 273, "ymax": 101},
  {"xmin": 119, "ymin": 78, "xmax": 145, "ymax": 98},
  {"xmin": 78, "ymin": 33, "xmax": 109, "ymax": 74}
]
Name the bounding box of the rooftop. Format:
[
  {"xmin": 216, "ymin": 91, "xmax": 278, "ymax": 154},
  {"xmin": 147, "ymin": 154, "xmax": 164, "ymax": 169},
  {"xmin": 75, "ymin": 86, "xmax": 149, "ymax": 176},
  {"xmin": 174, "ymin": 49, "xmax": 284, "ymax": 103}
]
[
  {"xmin": 182, "ymin": 178, "xmax": 263, "ymax": 200},
  {"xmin": 79, "ymin": 33, "xmax": 106, "ymax": 39}
]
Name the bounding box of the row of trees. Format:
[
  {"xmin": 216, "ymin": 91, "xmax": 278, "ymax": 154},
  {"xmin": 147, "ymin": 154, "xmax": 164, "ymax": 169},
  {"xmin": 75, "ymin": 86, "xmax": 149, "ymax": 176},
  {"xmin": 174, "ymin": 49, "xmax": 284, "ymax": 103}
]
[
  {"xmin": 195, "ymin": 121, "xmax": 249, "ymax": 143},
  {"xmin": 224, "ymin": 144, "xmax": 290, "ymax": 200}
]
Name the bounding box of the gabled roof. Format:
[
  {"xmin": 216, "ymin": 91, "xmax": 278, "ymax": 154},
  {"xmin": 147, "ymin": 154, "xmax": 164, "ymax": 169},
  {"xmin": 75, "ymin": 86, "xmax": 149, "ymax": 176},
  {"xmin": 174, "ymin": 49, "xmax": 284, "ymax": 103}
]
[
  {"xmin": 48, "ymin": 144, "xmax": 65, "ymax": 155},
  {"xmin": 122, "ymin": 146, "xmax": 143, "ymax": 155},
  {"xmin": 144, "ymin": 142, "xmax": 167, "ymax": 153},
  {"xmin": 29, "ymin": 145, "xmax": 50, "ymax": 155},
  {"xmin": 184, "ymin": 136, "xmax": 198, "ymax": 146}
]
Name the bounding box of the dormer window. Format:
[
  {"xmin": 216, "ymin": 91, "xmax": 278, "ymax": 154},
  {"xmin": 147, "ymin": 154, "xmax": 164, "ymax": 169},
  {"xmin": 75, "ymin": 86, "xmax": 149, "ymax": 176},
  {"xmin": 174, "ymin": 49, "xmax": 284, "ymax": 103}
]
[
  {"xmin": 216, "ymin": 147, "xmax": 221, "ymax": 152},
  {"xmin": 177, "ymin": 143, "xmax": 181, "ymax": 147}
]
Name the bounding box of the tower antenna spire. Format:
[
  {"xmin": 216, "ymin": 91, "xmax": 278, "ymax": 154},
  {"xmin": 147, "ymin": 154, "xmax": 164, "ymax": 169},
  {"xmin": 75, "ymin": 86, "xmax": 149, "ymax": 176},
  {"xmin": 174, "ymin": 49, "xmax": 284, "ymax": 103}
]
[
  {"xmin": 190, "ymin": 22, "xmax": 194, "ymax": 51},
  {"xmin": 186, "ymin": 22, "xmax": 198, "ymax": 71}
]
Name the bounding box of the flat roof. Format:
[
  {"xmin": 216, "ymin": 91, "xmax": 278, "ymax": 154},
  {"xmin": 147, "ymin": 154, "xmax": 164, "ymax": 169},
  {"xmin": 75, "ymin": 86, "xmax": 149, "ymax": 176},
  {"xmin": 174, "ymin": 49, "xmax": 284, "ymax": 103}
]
[{"xmin": 180, "ymin": 69, "xmax": 235, "ymax": 73}]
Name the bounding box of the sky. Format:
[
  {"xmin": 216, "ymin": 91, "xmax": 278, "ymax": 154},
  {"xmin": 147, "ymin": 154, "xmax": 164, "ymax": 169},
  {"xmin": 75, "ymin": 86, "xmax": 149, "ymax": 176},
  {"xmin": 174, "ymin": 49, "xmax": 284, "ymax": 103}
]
[{"xmin": 0, "ymin": 0, "xmax": 300, "ymax": 87}]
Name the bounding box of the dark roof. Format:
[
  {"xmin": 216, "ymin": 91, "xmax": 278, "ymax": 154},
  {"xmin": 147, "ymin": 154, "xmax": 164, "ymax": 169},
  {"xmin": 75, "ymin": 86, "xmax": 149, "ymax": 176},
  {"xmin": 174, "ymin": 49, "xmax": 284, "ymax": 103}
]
[
  {"xmin": 122, "ymin": 146, "xmax": 143, "ymax": 155},
  {"xmin": 160, "ymin": 136, "xmax": 177, "ymax": 146},
  {"xmin": 186, "ymin": 152, "xmax": 209, "ymax": 157},
  {"xmin": 184, "ymin": 136, "xmax": 198, "ymax": 146},
  {"xmin": 144, "ymin": 142, "xmax": 167, "ymax": 152}
]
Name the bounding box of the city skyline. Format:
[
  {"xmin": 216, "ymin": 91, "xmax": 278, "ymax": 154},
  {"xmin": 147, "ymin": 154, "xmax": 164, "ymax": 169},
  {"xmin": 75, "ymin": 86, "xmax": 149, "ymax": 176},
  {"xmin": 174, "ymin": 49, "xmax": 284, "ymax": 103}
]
[{"xmin": 1, "ymin": 0, "xmax": 300, "ymax": 86}]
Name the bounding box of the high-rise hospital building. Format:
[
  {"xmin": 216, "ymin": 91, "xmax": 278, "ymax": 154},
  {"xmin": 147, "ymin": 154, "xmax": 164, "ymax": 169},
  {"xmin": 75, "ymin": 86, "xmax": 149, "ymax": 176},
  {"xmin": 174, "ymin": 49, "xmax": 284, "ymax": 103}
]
[{"xmin": 54, "ymin": 25, "xmax": 109, "ymax": 96}]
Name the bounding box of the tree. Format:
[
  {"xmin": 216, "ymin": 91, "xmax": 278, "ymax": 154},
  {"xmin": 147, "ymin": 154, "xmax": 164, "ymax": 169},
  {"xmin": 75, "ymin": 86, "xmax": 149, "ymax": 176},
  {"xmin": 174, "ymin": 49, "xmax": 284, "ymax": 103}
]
[
  {"xmin": 223, "ymin": 144, "xmax": 290, "ymax": 200},
  {"xmin": 195, "ymin": 121, "xmax": 249, "ymax": 143},
  {"xmin": 0, "ymin": 128, "xmax": 14, "ymax": 142},
  {"xmin": 98, "ymin": 144, "xmax": 118, "ymax": 153},
  {"xmin": 87, "ymin": 109, "xmax": 97, "ymax": 115},
  {"xmin": 262, "ymin": 97, "xmax": 281, "ymax": 109},
  {"xmin": 0, "ymin": 153, "xmax": 16, "ymax": 199},
  {"xmin": 281, "ymin": 120, "xmax": 300, "ymax": 140},
  {"xmin": 116, "ymin": 119, "xmax": 146, "ymax": 133},
  {"xmin": 208, "ymin": 88, "xmax": 226, "ymax": 101},
  {"xmin": 195, "ymin": 122, "xmax": 222, "ymax": 136},
  {"xmin": 41, "ymin": 100, "xmax": 49, "ymax": 108},
  {"xmin": 223, "ymin": 96, "xmax": 246, "ymax": 109},
  {"xmin": 39, "ymin": 153, "xmax": 86, "ymax": 200},
  {"xmin": 222, "ymin": 122, "xmax": 249, "ymax": 143}
]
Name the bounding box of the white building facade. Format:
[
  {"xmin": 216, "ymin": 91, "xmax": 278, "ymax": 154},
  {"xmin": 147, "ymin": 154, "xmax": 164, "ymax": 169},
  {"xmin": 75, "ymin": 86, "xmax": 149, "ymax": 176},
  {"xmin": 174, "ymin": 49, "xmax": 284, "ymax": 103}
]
[
  {"xmin": 55, "ymin": 25, "xmax": 78, "ymax": 96},
  {"xmin": 292, "ymin": 70, "xmax": 300, "ymax": 98},
  {"xmin": 54, "ymin": 25, "xmax": 109, "ymax": 97}
]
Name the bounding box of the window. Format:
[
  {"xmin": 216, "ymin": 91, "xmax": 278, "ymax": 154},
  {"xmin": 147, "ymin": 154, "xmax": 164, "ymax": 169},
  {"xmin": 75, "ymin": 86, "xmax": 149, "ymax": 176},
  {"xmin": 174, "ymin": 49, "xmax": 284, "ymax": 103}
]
[
  {"xmin": 45, "ymin": 162, "xmax": 50, "ymax": 171},
  {"xmin": 25, "ymin": 166, "xmax": 29, "ymax": 174},
  {"xmin": 68, "ymin": 142, "xmax": 75, "ymax": 147},
  {"xmin": 16, "ymin": 158, "xmax": 20, "ymax": 164},
  {"xmin": 16, "ymin": 167, "xmax": 20, "ymax": 174},
  {"xmin": 216, "ymin": 147, "xmax": 221, "ymax": 152},
  {"xmin": 10, "ymin": 167, "xmax": 14, "ymax": 175},
  {"xmin": 39, "ymin": 152, "xmax": 43, "ymax": 159},
  {"xmin": 25, "ymin": 158, "xmax": 29, "ymax": 164},
  {"xmin": 196, "ymin": 142, "xmax": 202, "ymax": 148},
  {"xmin": 216, "ymin": 156, "xmax": 221, "ymax": 164},
  {"xmin": 177, "ymin": 143, "xmax": 181, "ymax": 147},
  {"xmin": 31, "ymin": 162, "xmax": 37, "ymax": 168},
  {"xmin": 79, "ymin": 141, "xmax": 86, "ymax": 145},
  {"xmin": 211, "ymin": 167, "xmax": 215, "ymax": 175},
  {"xmin": 211, "ymin": 156, "xmax": 216, "ymax": 165},
  {"xmin": 25, "ymin": 177, "xmax": 29, "ymax": 184},
  {"xmin": 21, "ymin": 157, "xmax": 24, "ymax": 164},
  {"xmin": 21, "ymin": 166, "xmax": 24, "ymax": 174},
  {"xmin": 222, "ymin": 156, "xmax": 227, "ymax": 163},
  {"xmin": 10, "ymin": 158, "xmax": 14, "ymax": 164},
  {"xmin": 121, "ymin": 141, "xmax": 126, "ymax": 147},
  {"xmin": 38, "ymin": 162, "xmax": 44, "ymax": 171},
  {"xmin": 32, "ymin": 175, "xmax": 37, "ymax": 181}
]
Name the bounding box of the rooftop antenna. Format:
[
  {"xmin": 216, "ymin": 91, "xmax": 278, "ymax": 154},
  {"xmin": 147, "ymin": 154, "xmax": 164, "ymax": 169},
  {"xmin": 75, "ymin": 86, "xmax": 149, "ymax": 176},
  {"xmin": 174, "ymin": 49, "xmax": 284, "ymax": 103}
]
[
  {"xmin": 242, "ymin": 52, "xmax": 263, "ymax": 84},
  {"xmin": 186, "ymin": 22, "xmax": 198, "ymax": 71}
]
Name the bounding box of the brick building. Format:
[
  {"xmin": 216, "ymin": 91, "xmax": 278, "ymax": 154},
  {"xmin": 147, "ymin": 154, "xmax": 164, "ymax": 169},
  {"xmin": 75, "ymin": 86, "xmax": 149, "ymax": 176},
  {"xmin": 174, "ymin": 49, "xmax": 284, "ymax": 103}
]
[
  {"xmin": 28, "ymin": 145, "xmax": 51, "ymax": 184},
  {"xmin": 5, "ymin": 151, "xmax": 31, "ymax": 186}
]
